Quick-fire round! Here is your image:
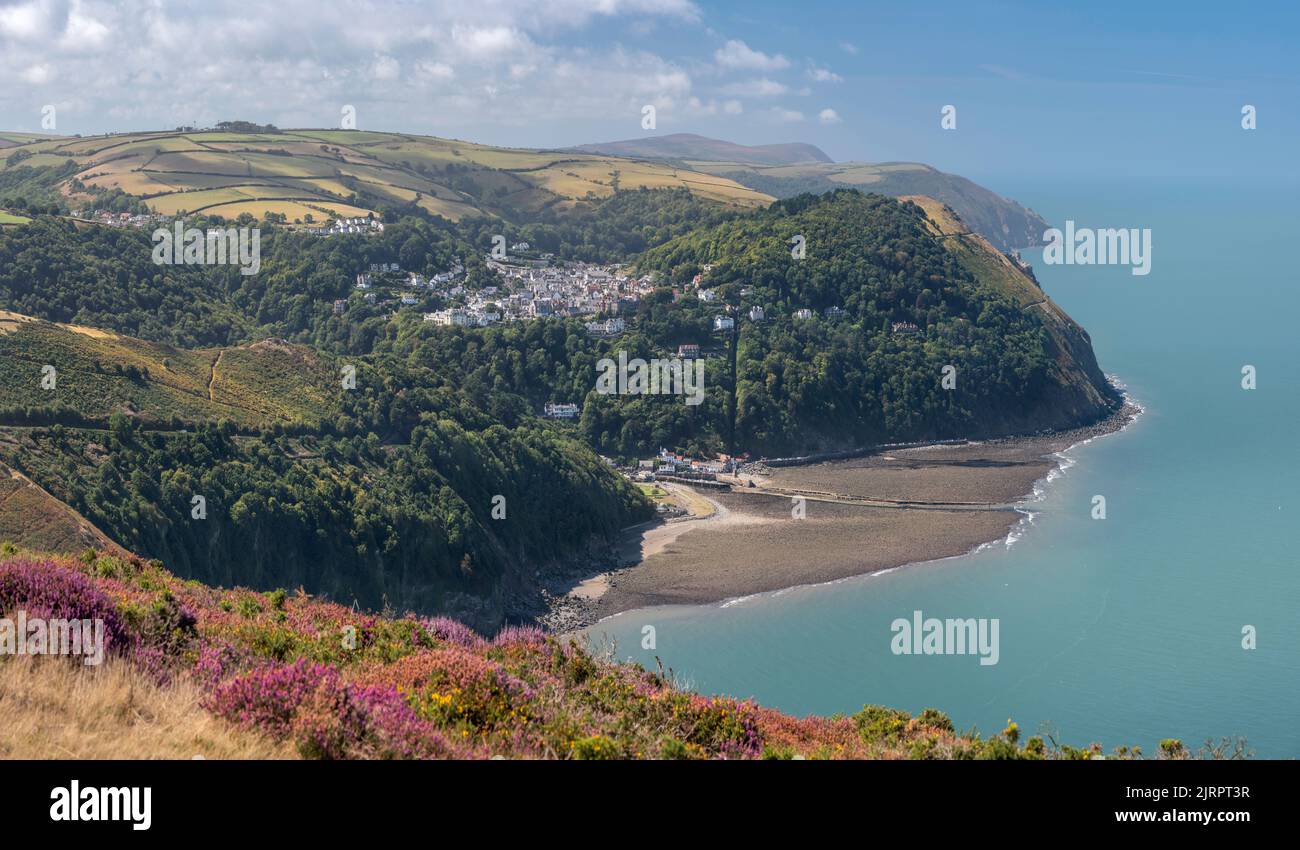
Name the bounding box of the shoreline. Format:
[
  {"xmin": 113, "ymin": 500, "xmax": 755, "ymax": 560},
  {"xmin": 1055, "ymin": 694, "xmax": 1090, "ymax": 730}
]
[{"xmin": 538, "ymin": 392, "xmax": 1141, "ymax": 635}]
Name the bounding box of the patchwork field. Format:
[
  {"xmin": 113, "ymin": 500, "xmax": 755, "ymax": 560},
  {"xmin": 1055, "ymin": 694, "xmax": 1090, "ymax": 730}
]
[{"xmin": 0, "ymin": 129, "xmax": 772, "ymax": 224}]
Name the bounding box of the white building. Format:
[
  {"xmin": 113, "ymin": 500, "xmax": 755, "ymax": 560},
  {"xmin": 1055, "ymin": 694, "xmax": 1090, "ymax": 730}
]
[{"xmin": 544, "ymin": 402, "xmax": 579, "ymax": 419}]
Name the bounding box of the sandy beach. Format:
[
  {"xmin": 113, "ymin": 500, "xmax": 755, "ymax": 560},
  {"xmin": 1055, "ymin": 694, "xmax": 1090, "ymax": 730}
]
[{"xmin": 541, "ymin": 402, "xmax": 1139, "ymax": 632}]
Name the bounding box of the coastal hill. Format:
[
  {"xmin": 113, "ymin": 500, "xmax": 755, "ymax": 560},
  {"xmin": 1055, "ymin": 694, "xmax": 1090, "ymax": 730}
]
[
  {"xmin": 572, "ymin": 133, "xmax": 1049, "ymax": 252},
  {"xmin": 0, "ymin": 128, "xmax": 771, "ymax": 223},
  {"xmin": 621, "ymin": 189, "xmax": 1117, "ymax": 455}
]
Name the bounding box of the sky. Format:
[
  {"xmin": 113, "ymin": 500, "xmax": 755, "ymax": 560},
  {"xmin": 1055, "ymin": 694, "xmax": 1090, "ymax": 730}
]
[{"xmin": 4, "ymin": 0, "xmax": 1300, "ymax": 180}]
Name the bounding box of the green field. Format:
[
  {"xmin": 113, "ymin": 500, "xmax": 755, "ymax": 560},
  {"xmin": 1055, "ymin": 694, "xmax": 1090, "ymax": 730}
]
[
  {"xmin": 0, "ymin": 128, "xmax": 772, "ymax": 223},
  {"xmin": 0, "ymin": 211, "xmax": 30, "ymax": 225}
]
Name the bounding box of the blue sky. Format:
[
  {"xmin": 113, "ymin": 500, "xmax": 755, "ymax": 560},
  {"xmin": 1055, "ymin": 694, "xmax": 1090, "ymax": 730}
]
[{"xmin": 4, "ymin": 0, "xmax": 1297, "ymax": 180}]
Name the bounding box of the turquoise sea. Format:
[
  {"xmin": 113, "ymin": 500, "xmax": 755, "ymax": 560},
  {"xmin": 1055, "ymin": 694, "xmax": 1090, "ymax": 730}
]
[{"xmin": 585, "ymin": 178, "xmax": 1300, "ymax": 756}]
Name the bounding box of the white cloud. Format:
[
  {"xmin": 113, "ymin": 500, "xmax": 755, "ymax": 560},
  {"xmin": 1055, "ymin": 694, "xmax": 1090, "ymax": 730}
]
[
  {"xmin": 0, "ymin": 1, "xmax": 769, "ymax": 136},
  {"xmin": 719, "ymin": 78, "xmax": 788, "ymax": 97},
  {"xmin": 0, "ymin": 1, "xmax": 51, "ymax": 41},
  {"xmin": 818, "ymin": 107, "xmax": 841, "ymax": 124},
  {"xmin": 418, "ymin": 61, "xmax": 456, "ymax": 81},
  {"xmin": 370, "ymin": 55, "xmax": 401, "ymax": 81},
  {"xmin": 714, "ymin": 39, "xmax": 790, "ymax": 71},
  {"xmin": 60, "ymin": 6, "xmax": 111, "ymax": 51},
  {"xmin": 840, "ymin": 41, "xmax": 859, "ymax": 55},
  {"xmin": 21, "ymin": 62, "xmax": 54, "ymax": 84},
  {"xmin": 450, "ymin": 25, "xmax": 528, "ymax": 60},
  {"xmin": 807, "ymin": 65, "xmax": 842, "ymax": 83}
]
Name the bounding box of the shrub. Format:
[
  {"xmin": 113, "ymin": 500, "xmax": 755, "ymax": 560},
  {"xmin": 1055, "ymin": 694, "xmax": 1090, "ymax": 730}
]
[{"xmin": 0, "ymin": 559, "xmax": 133, "ymax": 653}]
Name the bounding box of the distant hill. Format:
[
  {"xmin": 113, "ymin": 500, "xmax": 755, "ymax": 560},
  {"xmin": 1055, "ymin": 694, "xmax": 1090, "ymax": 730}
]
[
  {"xmin": 571, "ymin": 133, "xmax": 1048, "ymax": 252},
  {"xmin": 0, "ymin": 129, "xmax": 771, "ymax": 224},
  {"xmin": 572, "ymin": 133, "xmax": 832, "ymax": 166}
]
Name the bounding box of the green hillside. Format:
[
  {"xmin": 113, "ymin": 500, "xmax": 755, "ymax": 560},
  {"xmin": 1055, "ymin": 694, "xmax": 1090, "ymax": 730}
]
[
  {"xmin": 627, "ymin": 190, "xmax": 1116, "ymax": 452},
  {"xmin": 0, "ymin": 128, "xmax": 772, "ymax": 223},
  {"xmin": 0, "ymin": 313, "xmax": 338, "ymax": 430}
]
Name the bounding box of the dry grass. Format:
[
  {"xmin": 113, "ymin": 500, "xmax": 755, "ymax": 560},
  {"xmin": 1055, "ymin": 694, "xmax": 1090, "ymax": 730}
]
[{"xmin": 0, "ymin": 657, "xmax": 296, "ymax": 760}]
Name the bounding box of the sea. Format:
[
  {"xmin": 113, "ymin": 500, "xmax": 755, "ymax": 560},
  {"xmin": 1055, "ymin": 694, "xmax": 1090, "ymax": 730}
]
[{"xmin": 583, "ymin": 177, "xmax": 1300, "ymax": 757}]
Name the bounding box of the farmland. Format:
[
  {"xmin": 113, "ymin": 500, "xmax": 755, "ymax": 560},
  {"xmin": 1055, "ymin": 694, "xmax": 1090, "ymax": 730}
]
[{"xmin": 0, "ymin": 129, "xmax": 772, "ymax": 224}]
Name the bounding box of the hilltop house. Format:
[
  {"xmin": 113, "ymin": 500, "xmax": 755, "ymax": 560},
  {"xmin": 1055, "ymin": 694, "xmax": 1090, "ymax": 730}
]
[
  {"xmin": 677, "ymin": 343, "xmax": 701, "ymax": 358},
  {"xmin": 713, "ymin": 315, "xmax": 735, "ymax": 332},
  {"xmin": 748, "ymin": 306, "xmax": 765, "ymax": 322},
  {"xmin": 794, "ymin": 308, "xmax": 813, "ymax": 320}
]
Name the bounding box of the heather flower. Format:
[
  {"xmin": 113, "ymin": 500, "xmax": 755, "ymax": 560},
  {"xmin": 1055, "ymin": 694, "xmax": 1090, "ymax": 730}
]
[
  {"xmin": 491, "ymin": 624, "xmax": 548, "ymax": 649},
  {"xmin": 208, "ymin": 658, "xmax": 464, "ymax": 759},
  {"xmin": 193, "ymin": 640, "xmax": 249, "ymax": 688},
  {"xmin": 422, "ymin": 616, "xmax": 483, "ymax": 649},
  {"xmin": 0, "ymin": 559, "xmax": 134, "ymax": 653}
]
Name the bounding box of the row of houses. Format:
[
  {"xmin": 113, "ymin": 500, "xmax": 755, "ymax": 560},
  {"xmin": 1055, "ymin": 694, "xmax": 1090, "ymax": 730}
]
[
  {"xmin": 424, "ymin": 307, "xmax": 501, "ymax": 327},
  {"xmin": 308, "ymin": 217, "xmax": 383, "ymax": 236},
  {"xmin": 637, "ymin": 448, "xmax": 740, "ymax": 478},
  {"xmin": 76, "ymin": 210, "xmax": 165, "ymax": 228},
  {"xmin": 487, "ymin": 260, "xmax": 656, "ymax": 322}
]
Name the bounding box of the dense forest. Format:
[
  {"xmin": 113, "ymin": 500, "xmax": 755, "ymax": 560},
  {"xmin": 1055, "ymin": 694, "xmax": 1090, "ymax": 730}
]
[{"xmin": 4, "ymin": 400, "xmax": 651, "ymax": 630}]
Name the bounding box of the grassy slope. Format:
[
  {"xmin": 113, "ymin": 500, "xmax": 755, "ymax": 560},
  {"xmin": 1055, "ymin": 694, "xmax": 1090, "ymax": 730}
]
[
  {"xmin": 0, "ymin": 550, "xmax": 1128, "ymax": 760},
  {"xmin": 0, "ymin": 312, "xmax": 340, "ymax": 429},
  {"xmin": 0, "ymin": 461, "xmax": 126, "ymax": 556},
  {"xmin": 0, "ymin": 129, "xmax": 772, "ymax": 222},
  {"xmin": 0, "ymin": 655, "xmax": 295, "ymax": 759}
]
